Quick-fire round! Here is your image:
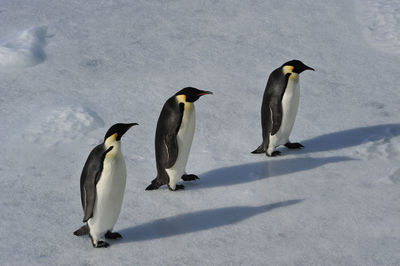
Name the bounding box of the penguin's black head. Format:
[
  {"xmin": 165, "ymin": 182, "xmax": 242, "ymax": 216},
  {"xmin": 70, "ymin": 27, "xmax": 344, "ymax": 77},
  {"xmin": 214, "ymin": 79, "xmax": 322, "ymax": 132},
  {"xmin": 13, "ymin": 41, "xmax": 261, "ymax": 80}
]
[
  {"xmin": 175, "ymin": 87, "xmax": 213, "ymax": 102},
  {"xmin": 282, "ymin": 60, "xmax": 315, "ymax": 74},
  {"xmin": 104, "ymin": 123, "xmax": 138, "ymax": 142}
]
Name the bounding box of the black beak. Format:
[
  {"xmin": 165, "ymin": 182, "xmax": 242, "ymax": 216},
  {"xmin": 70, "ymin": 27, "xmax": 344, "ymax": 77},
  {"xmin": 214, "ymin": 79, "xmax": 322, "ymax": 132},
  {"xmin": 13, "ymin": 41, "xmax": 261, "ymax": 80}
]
[
  {"xmin": 305, "ymin": 65, "xmax": 315, "ymax": 71},
  {"xmin": 197, "ymin": 90, "xmax": 213, "ymax": 97},
  {"xmin": 127, "ymin": 123, "xmax": 139, "ymax": 128}
]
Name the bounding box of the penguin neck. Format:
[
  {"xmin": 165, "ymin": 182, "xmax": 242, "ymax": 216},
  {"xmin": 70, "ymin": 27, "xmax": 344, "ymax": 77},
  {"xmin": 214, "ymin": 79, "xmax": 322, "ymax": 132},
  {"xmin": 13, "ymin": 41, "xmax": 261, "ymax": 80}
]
[
  {"xmin": 176, "ymin": 95, "xmax": 194, "ymax": 110},
  {"xmin": 104, "ymin": 138, "xmax": 122, "ymax": 158},
  {"xmin": 282, "ymin": 66, "xmax": 299, "ymax": 80},
  {"xmin": 176, "ymin": 95, "xmax": 194, "ymax": 112},
  {"xmin": 289, "ymin": 73, "xmax": 299, "ymax": 80}
]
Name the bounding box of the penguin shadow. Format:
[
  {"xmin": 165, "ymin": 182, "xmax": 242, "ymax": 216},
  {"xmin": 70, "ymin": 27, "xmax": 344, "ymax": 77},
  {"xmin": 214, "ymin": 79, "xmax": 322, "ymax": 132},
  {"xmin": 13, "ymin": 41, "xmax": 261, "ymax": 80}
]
[
  {"xmin": 295, "ymin": 123, "xmax": 400, "ymax": 154},
  {"xmin": 190, "ymin": 155, "xmax": 353, "ymax": 190},
  {"xmin": 118, "ymin": 199, "xmax": 303, "ymax": 242}
]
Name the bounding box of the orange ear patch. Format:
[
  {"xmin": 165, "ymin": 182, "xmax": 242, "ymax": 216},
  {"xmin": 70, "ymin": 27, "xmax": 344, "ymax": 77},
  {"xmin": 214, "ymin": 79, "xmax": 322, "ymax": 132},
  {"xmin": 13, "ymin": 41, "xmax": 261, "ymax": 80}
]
[{"xmin": 283, "ymin": 65, "xmax": 294, "ymax": 74}]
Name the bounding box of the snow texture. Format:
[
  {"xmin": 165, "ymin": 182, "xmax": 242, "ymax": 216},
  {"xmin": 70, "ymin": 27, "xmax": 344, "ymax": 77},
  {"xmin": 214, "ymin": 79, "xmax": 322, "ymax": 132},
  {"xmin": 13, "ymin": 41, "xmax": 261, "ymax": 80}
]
[
  {"xmin": 0, "ymin": 0, "xmax": 400, "ymax": 265},
  {"xmin": 356, "ymin": 0, "xmax": 400, "ymax": 54}
]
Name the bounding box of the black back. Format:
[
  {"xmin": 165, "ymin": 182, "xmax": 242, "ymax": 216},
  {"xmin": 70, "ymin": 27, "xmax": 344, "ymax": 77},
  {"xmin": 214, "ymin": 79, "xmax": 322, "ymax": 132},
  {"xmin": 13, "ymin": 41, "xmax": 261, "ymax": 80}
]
[
  {"xmin": 80, "ymin": 144, "xmax": 114, "ymax": 222},
  {"xmin": 260, "ymin": 67, "xmax": 291, "ymax": 151},
  {"xmin": 151, "ymin": 96, "xmax": 184, "ymax": 187}
]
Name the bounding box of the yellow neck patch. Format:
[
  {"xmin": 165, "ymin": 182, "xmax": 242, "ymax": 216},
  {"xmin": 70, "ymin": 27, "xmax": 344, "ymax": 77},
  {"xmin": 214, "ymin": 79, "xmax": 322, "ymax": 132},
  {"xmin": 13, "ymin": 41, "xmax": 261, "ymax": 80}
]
[
  {"xmin": 176, "ymin": 94, "xmax": 186, "ymax": 103},
  {"xmin": 105, "ymin": 133, "xmax": 118, "ymax": 146}
]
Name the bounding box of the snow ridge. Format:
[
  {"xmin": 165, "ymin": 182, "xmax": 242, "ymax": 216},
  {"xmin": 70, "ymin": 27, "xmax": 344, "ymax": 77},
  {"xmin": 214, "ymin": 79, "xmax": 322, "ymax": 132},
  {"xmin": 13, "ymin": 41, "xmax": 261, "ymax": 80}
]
[
  {"xmin": 24, "ymin": 105, "xmax": 104, "ymax": 145},
  {"xmin": 0, "ymin": 26, "xmax": 48, "ymax": 67}
]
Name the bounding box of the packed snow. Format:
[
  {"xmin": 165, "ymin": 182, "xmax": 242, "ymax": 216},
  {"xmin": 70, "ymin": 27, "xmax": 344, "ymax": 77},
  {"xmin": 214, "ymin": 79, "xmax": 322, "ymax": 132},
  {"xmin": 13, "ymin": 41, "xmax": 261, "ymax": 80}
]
[{"xmin": 0, "ymin": 0, "xmax": 399, "ymax": 265}]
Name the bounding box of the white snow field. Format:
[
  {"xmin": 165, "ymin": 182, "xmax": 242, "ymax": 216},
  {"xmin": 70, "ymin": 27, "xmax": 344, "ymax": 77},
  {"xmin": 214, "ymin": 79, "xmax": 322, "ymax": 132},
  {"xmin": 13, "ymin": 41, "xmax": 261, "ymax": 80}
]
[{"xmin": 0, "ymin": 0, "xmax": 399, "ymax": 265}]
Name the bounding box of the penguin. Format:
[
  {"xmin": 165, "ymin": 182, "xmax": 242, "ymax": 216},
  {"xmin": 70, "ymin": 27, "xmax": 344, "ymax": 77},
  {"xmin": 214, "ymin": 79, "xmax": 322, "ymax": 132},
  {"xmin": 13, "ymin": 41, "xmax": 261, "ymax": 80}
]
[
  {"xmin": 252, "ymin": 60, "xmax": 314, "ymax": 156},
  {"xmin": 145, "ymin": 87, "xmax": 213, "ymax": 191},
  {"xmin": 73, "ymin": 123, "xmax": 138, "ymax": 248}
]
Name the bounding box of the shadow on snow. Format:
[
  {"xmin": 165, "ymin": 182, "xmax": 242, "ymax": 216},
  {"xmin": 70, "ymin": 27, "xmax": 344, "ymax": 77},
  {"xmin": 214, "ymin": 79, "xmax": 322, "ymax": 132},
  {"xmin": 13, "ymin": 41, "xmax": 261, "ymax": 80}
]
[
  {"xmin": 296, "ymin": 123, "xmax": 400, "ymax": 153},
  {"xmin": 191, "ymin": 156, "xmax": 352, "ymax": 189},
  {"xmin": 119, "ymin": 199, "xmax": 303, "ymax": 242}
]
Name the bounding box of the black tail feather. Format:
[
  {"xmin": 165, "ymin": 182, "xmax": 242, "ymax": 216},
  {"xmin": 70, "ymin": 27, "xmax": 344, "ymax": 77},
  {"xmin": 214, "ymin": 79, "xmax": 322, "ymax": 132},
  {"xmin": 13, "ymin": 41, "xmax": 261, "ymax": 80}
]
[
  {"xmin": 73, "ymin": 224, "xmax": 89, "ymax": 236},
  {"xmin": 251, "ymin": 144, "xmax": 265, "ymax": 154},
  {"xmin": 145, "ymin": 178, "xmax": 162, "ymax": 190}
]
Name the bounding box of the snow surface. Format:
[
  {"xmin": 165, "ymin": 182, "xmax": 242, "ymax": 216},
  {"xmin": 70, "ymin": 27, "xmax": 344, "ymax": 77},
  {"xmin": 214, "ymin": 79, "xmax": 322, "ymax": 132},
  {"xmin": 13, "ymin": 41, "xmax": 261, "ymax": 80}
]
[{"xmin": 0, "ymin": 0, "xmax": 399, "ymax": 265}]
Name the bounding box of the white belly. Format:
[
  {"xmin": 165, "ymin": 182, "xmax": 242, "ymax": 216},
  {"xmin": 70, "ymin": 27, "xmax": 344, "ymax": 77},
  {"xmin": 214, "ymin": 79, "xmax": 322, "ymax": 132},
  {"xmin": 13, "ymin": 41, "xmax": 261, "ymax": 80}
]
[
  {"xmin": 88, "ymin": 151, "xmax": 126, "ymax": 237},
  {"xmin": 269, "ymin": 75, "xmax": 300, "ymax": 150},
  {"xmin": 166, "ymin": 103, "xmax": 195, "ymax": 189}
]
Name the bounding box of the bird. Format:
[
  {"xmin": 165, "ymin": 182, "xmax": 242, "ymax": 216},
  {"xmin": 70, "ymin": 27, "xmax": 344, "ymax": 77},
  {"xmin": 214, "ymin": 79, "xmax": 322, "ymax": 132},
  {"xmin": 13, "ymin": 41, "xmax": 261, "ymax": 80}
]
[
  {"xmin": 73, "ymin": 123, "xmax": 138, "ymax": 248},
  {"xmin": 252, "ymin": 60, "xmax": 314, "ymax": 156},
  {"xmin": 146, "ymin": 87, "xmax": 213, "ymax": 191}
]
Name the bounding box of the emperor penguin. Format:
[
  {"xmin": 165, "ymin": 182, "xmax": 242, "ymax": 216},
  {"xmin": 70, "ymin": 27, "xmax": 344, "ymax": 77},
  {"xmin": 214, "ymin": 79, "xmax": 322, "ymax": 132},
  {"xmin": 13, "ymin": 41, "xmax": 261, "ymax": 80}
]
[
  {"xmin": 145, "ymin": 87, "xmax": 213, "ymax": 191},
  {"xmin": 73, "ymin": 123, "xmax": 138, "ymax": 248},
  {"xmin": 252, "ymin": 60, "xmax": 314, "ymax": 156}
]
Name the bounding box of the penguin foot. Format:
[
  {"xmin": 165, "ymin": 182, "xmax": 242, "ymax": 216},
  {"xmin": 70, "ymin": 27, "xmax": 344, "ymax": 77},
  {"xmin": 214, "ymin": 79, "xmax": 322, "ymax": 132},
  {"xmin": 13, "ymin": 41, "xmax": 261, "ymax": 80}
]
[
  {"xmin": 94, "ymin": 241, "xmax": 110, "ymax": 248},
  {"xmin": 267, "ymin": 151, "xmax": 281, "ymax": 157},
  {"xmin": 182, "ymin": 174, "xmax": 199, "ymax": 181},
  {"xmin": 285, "ymin": 142, "xmax": 304, "ymax": 149},
  {"xmin": 73, "ymin": 224, "xmax": 89, "ymax": 236},
  {"xmin": 105, "ymin": 231, "xmax": 122, "ymax": 239},
  {"xmin": 168, "ymin": 184, "xmax": 185, "ymax": 191}
]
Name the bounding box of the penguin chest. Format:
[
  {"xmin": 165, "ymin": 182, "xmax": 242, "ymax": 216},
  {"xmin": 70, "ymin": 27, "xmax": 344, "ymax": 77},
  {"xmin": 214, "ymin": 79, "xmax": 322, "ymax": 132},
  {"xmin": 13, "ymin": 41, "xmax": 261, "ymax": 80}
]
[
  {"xmin": 271, "ymin": 76, "xmax": 300, "ymax": 145},
  {"xmin": 90, "ymin": 152, "xmax": 126, "ymax": 232},
  {"xmin": 166, "ymin": 104, "xmax": 195, "ymax": 185}
]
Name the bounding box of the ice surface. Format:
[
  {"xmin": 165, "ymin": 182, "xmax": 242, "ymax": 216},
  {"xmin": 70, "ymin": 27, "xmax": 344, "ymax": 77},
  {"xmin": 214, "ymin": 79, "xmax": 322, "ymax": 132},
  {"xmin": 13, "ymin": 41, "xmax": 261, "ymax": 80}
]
[{"xmin": 0, "ymin": 0, "xmax": 399, "ymax": 265}]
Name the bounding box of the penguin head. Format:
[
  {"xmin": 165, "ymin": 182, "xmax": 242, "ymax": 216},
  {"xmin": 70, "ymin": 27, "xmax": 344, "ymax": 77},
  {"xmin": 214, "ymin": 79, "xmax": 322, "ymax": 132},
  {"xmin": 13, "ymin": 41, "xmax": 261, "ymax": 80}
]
[
  {"xmin": 282, "ymin": 60, "xmax": 314, "ymax": 74},
  {"xmin": 175, "ymin": 87, "xmax": 213, "ymax": 102},
  {"xmin": 104, "ymin": 123, "xmax": 138, "ymax": 142}
]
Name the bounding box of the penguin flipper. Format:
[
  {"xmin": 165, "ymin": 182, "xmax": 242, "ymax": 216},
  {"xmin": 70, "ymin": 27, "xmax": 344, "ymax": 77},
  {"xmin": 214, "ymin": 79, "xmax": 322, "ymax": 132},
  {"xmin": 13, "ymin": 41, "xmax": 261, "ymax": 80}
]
[
  {"xmin": 269, "ymin": 97, "xmax": 284, "ymax": 135},
  {"xmin": 251, "ymin": 144, "xmax": 265, "ymax": 154},
  {"xmin": 164, "ymin": 102, "xmax": 185, "ymax": 168},
  {"xmin": 81, "ymin": 146, "xmax": 114, "ymax": 222},
  {"xmin": 164, "ymin": 134, "xmax": 179, "ymax": 169}
]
